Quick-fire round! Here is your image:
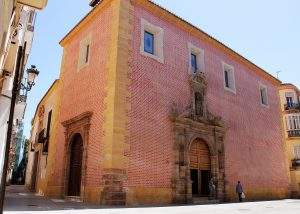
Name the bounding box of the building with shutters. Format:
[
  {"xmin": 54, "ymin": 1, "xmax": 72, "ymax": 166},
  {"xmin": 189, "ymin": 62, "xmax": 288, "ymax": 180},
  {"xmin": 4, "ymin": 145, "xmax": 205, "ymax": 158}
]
[
  {"xmin": 26, "ymin": 0, "xmax": 290, "ymax": 206},
  {"xmin": 279, "ymin": 83, "xmax": 300, "ymax": 198}
]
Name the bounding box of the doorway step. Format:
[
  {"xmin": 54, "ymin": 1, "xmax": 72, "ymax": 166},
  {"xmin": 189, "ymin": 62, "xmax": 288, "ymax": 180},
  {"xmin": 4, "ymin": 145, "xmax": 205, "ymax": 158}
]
[
  {"xmin": 65, "ymin": 196, "xmax": 83, "ymax": 202},
  {"xmin": 192, "ymin": 197, "xmax": 219, "ymax": 205}
]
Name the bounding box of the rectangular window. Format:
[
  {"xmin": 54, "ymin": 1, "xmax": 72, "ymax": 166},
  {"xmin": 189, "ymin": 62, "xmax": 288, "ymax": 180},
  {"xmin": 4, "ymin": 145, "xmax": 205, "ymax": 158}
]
[
  {"xmin": 222, "ymin": 62, "xmax": 235, "ymax": 93},
  {"xmin": 260, "ymin": 86, "xmax": 268, "ymax": 106},
  {"xmin": 188, "ymin": 43, "xmax": 204, "ymax": 74},
  {"xmin": 144, "ymin": 31, "xmax": 154, "ymax": 54},
  {"xmin": 224, "ymin": 70, "xmax": 230, "ymax": 88},
  {"xmin": 294, "ymin": 146, "xmax": 300, "ymax": 159},
  {"xmin": 140, "ymin": 19, "xmax": 164, "ymax": 63},
  {"xmin": 286, "ymin": 96, "xmax": 293, "ymax": 107},
  {"xmin": 85, "ymin": 44, "xmax": 90, "ymax": 63},
  {"xmin": 43, "ymin": 110, "xmax": 52, "ymax": 154},
  {"xmin": 78, "ymin": 35, "xmax": 91, "ymax": 70},
  {"xmin": 191, "ymin": 53, "xmax": 197, "ymax": 73}
]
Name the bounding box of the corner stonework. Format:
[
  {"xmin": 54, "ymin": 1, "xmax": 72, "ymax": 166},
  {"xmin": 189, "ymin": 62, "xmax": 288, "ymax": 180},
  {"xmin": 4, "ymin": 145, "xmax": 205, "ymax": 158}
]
[
  {"xmin": 101, "ymin": 169, "xmax": 127, "ymax": 206},
  {"xmin": 100, "ymin": 0, "xmax": 133, "ymax": 206}
]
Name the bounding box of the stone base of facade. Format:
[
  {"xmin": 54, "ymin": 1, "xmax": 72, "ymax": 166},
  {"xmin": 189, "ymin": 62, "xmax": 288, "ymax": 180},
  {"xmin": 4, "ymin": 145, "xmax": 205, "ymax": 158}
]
[
  {"xmin": 84, "ymin": 187, "xmax": 103, "ymax": 203},
  {"xmin": 126, "ymin": 187, "xmax": 172, "ymax": 206},
  {"xmin": 225, "ymin": 187, "xmax": 289, "ymax": 202},
  {"xmin": 290, "ymin": 169, "xmax": 300, "ymax": 198},
  {"xmin": 100, "ymin": 169, "xmax": 126, "ymax": 206},
  {"xmin": 38, "ymin": 184, "xmax": 289, "ymax": 205},
  {"xmin": 45, "ymin": 186, "xmax": 63, "ymax": 198},
  {"xmin": 45, "ymin": 185, "xmax": 102, "ymax": 203}
]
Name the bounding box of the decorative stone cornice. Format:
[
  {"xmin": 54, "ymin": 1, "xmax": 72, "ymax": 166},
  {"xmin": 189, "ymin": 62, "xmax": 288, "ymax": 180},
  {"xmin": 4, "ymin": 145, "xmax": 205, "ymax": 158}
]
[{"xmin": 62, "ymin": 111, "xmax": 93, "ymax": 128}]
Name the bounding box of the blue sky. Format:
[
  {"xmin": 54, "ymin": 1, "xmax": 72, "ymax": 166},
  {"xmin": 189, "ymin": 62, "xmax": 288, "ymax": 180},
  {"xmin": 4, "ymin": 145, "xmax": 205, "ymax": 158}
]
[{"xmin": 24, "ymin": 0, "xmax": 300, "ymax": 137}]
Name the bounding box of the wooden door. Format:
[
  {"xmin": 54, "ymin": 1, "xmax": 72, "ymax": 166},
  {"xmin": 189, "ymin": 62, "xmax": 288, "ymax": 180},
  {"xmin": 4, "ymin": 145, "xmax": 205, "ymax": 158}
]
[
  {"xmin": 31, "ymin": 151, "xmax": 39, "ymax": 191},
  {"xmin": 189, "ymin": 139, "xmax": 210, "ymax": 170},
  {"xmin": 68, "ymin": 135, "xmax": 83, "ymax": 197},
  {"xmin": 189, "ymin": 139, "xmax": 211, "ymax": 196}
]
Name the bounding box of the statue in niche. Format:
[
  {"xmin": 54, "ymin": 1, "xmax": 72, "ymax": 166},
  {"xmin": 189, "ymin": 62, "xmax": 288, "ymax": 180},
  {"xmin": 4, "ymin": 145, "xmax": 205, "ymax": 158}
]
[{"xmin": 195, "ymin": 92, "xmax": 204, "ymax": 117}]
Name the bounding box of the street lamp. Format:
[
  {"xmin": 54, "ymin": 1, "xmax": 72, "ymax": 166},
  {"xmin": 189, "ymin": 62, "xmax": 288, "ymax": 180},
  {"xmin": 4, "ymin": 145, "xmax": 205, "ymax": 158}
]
[
  {"xmin": 25, "ymin": 65, "xmax": 39, "ymax": 90},
  {"xmin": 0, "ymin": 48, "xmax": 39, "ymax": 213}
]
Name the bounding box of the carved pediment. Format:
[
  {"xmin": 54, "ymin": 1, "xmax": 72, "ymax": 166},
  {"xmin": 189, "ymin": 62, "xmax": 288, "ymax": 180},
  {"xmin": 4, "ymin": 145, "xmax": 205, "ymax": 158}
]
[{"xmin": 170, "ymin": 72, "xmax": 224, "ymax": 127}]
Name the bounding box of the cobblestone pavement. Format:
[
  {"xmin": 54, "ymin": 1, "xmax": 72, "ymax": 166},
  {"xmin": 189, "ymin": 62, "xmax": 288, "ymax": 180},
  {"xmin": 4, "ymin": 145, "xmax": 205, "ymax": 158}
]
[{"xmin": 4, "ymin": 185, "xmax": 300, "ymax": 214}]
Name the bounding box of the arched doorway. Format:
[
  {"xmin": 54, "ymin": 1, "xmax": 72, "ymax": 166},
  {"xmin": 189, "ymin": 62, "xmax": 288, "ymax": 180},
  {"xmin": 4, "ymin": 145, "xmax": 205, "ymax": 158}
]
[
  {"xmin": 67, "ymin": 133, "xmax": 83, "ymax": 197},
  {"xmin": 189, "ymin": 138, "xmax": 211, "ymax": 196}
]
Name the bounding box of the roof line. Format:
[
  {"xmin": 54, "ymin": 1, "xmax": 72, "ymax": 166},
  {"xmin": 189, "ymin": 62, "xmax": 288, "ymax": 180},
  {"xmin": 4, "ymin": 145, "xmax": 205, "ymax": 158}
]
[
  {"xmin": 59, "ymin": 0, "xmax": 108, "ymax": 45},
  {"xmin": 59, "ymin": 0, "xmax": 281, "ymax": 85},
  {"xmin": 147, "ymin": 0, "xmax": 280, "ymax": 84}
]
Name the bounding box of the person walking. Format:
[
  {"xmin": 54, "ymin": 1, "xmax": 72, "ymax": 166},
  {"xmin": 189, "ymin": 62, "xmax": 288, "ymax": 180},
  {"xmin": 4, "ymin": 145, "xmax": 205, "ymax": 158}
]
[{"xmin": 236, "ymin": 181, "xmax": 244, "ymax": 202}]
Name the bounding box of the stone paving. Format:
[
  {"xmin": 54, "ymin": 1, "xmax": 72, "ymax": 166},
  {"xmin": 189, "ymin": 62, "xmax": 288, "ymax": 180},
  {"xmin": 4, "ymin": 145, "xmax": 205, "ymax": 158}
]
[{"xmin": 4, "ymin": 185, "xmax": 300, "ymax": 214}]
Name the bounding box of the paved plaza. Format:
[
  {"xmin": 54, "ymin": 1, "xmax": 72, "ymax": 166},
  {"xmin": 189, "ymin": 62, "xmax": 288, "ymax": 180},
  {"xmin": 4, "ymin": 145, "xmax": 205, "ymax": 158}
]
[{"xmin": 4, "ymin": 186, "xmax": 300, "ymax": 214}]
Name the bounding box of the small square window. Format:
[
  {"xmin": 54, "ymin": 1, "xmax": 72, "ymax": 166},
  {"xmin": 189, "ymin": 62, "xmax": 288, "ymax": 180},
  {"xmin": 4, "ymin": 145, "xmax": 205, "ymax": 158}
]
[
  {"xmin": 191, "ymin": 53, "xmax": 197, "ymax": 73},
  {"xmin": 144, "ymin": 31, "xmax": 154, "ymax": 54},
  {"xmin": 260, "ymin": 85, "xmax": 268, "ymax": 106}
]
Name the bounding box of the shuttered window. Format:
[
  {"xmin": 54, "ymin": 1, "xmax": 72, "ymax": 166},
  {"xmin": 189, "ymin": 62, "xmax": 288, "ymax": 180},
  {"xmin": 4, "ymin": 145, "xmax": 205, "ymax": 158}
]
[
  {"xmin": 294, "ymin": 146, "xmax": 300, "ymax": 159},
  {"xmin": 43, "ymin": 110, "xmax": 52, "ymax": 154},
  {"xmin": 286, "ymin": 115, "xmax": 300, "ymax": 130}
]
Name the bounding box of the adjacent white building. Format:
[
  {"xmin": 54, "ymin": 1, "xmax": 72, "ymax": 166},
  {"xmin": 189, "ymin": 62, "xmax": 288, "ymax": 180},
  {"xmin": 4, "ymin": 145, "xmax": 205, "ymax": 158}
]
[{"xmin": 0, "ymin": 0, "xmax": 47, "ymax": 187}]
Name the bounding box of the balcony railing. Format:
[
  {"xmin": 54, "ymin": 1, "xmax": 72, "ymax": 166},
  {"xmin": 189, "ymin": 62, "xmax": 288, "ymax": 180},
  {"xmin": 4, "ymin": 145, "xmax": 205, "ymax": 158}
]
[
  {"xmin": 288, "ymin": 130, "xmax": 300, "ymax": 138},
  {"xmin": 284, "ymin": 103, "xmax": 300, "ymax": 111}
]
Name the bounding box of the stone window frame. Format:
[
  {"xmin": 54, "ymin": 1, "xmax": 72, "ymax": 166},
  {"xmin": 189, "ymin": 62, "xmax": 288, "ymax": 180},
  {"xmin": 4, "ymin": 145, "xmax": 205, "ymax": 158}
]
[
  {"xmin": 259, "ymin": 83, "xmax": 269, "ymax": 107},
  {"xmin": 77, "ymin": 34, "xmax": 92, "ymax": 71},
  {"xmin": 188, "ymin": 42, "xmax": 205, "ymax": 74},
  {"xmin": 140, "ymin": 18, "xmax": 164, "ymax": 64},
  {"xmin": 222, "ymin": 62, "xmax": 236, "ymax": 94}
]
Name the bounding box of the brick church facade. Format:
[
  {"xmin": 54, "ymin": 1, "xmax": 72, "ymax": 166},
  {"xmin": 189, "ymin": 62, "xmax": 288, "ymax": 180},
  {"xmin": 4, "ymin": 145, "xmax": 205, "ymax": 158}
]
[{"xmin": 26, "ymin": 0, "xmax": 290, "ymax": 206}]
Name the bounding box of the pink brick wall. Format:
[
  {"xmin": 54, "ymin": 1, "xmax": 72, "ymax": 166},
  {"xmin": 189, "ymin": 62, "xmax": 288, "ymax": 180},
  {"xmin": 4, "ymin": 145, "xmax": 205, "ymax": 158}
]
[
  {"xmin": 126, "ymin": 4, "xmax": 289, "ymax": 195},
  {"xmin": 51, "ymin": 6, "xmax": 112, "ymax": 190}
]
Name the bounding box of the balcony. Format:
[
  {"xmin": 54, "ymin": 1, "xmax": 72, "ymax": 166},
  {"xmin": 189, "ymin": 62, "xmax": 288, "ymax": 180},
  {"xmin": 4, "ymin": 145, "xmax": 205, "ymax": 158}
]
[
  {"xmin": 288, "ymin": 130, "xmax": 300, "ymax": 138},
  {"xmin": 284, "ymin": 103, "xmax": 300, "ymax": 111}
]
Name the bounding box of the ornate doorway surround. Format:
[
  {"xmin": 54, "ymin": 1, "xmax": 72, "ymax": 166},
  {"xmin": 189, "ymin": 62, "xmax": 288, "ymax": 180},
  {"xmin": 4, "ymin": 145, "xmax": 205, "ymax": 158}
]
[
  {"xmin": 61, "ymin": 111, "xmax": 93, "ymax": 201},
  {"xmin": 170, "ymin": 72, "xmax": 226, "ymax": 204}
]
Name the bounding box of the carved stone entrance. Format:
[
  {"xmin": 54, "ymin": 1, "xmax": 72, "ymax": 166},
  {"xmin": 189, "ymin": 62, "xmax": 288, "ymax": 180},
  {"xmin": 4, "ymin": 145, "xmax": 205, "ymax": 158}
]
[
  {"xmin": 62, "ymin": 112, "xmax": 92, "ymax": 200},
  {"xmin": 170, "ymin": 72, "xmax": 226, "ymax": 204}
]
